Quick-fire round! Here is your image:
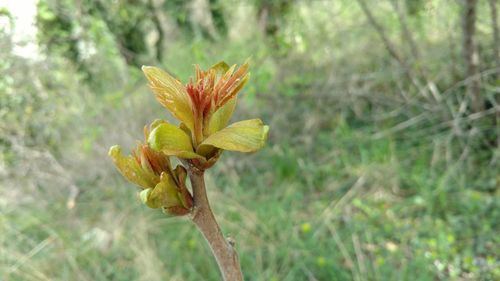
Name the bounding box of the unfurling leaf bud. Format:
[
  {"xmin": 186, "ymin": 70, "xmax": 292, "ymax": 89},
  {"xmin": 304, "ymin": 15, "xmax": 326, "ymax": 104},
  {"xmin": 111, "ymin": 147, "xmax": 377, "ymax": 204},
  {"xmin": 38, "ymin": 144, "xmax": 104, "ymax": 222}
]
[
  {"xmin": 109, "ymin": 124, "xmax": 193, "ymax": 216},
  {"xmin": 142, "ymin": 62, "xmax": 269, "ymax": 171}
]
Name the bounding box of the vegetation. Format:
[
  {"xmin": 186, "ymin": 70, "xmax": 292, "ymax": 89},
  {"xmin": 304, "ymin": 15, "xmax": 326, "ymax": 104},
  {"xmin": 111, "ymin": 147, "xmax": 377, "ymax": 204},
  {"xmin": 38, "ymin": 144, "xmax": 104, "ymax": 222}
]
[{"xmin": 0, "ymin": 0, "xmax": 498, "ymax": 280}]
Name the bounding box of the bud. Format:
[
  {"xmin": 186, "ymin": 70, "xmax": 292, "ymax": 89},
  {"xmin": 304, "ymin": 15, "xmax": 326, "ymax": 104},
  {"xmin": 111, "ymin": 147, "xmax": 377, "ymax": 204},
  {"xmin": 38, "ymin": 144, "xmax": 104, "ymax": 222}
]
[
  {"xmin": 142, "ymin": 62, "xmax": 269, "ymax": 170},
  {"xmin": 109, "ymin": 125, "xmax": 193, "ymax": 216}
]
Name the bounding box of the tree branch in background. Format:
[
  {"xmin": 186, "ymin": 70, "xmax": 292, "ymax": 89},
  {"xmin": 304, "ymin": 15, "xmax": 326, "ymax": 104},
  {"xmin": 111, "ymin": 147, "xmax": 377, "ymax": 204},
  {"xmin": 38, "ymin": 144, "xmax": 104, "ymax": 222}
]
[
  {"xmin": 390, "ymin": 0, "xmax": 420, "ymax": 62},
  {"xmin": 356, "ymin": 0, "xmax": 405, "ymax": 68},
  {"xmin": 389, "ymin": 0, "xmax": 442, "ymax": 102},
  {"xmin": 463, "ymin": 0, "xmax": 483, "ymax": 112},
  {"xmin": 356, "ymin": 0, "xmax": 434, "ymax": 101}
]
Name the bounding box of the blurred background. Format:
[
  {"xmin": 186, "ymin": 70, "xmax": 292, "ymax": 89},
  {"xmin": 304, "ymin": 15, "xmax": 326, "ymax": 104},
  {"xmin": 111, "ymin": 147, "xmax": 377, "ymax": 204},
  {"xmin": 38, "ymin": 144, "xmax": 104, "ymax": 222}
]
[{"xmin": 0, "ymin": 0, "xmax": 499, "ymax": 280}]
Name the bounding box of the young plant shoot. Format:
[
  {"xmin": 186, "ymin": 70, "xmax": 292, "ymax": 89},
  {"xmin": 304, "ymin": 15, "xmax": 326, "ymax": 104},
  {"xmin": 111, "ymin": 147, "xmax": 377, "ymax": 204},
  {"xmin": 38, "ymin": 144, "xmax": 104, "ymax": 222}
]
[{"xmin": 109, "ymin": 61, "xmax": 269, "ymax": 281}]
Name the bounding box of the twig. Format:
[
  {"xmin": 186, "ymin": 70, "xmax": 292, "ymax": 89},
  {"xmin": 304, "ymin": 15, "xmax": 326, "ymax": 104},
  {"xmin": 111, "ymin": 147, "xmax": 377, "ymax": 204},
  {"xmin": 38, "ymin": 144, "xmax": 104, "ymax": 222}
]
[
  {"xmin": 356, "ymin": 0, "xmax": 437, "ymax": 101},
  {"xmin": 188, "ymin": 167, "xmax": 244, "ymax": 281},
  {"xmin": 372, "ymin": 112, "xmax": 427, "ymax": 139}
]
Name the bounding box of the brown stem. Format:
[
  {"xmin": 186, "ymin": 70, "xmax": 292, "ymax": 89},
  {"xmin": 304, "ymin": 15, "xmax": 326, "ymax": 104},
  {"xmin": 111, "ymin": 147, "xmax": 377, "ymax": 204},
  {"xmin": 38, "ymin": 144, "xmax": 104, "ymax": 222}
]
[{"xmin": 188, "ymin": 168, "xmax": 244, "ymax": 281}]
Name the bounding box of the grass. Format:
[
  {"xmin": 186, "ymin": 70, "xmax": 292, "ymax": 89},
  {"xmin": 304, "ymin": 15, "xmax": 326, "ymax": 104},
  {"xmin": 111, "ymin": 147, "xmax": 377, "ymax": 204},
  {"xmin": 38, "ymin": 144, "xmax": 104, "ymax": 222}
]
[
  {"xmin": 1, "ymin": 1, "xmax": 499, "ymax": 279},
  {"xmin": 1, "ymin": 108, "xmax": 498, "ymax": 280}
]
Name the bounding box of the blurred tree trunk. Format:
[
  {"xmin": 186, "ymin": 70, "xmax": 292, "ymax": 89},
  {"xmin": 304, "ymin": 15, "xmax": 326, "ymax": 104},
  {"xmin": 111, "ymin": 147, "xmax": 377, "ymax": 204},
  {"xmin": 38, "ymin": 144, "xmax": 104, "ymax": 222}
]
[
  {"xmin": 489, "ymin": 0, "xmax": 500, "ymax": 149},
  {"xmin": 165, "ymin": 0, "xmax": 194, "ymax": 36},
  {"xmin": 256, "ymin": 0, "xmax": 292, "ymax": 41},
  {"xmin": 463, "ymin": 0, "xmax": 483, "ymax": 112},
  {"xmin": 148, "ymin": 0, "xmax": 165, "ymax": 61},
  {"xmin": 490, "ymin": 0, "xmax": 500, "ymax": 79},
  {"xmin": 189, "ymin": 0, "xmax": 219, "ymax": 40},
  {"xmin": 164, "ymin": 0, "xmax": 225, "ymax": 41},
  {"xmin": 257, "ymin": 1, "xmax": 276, "ymax": 38}
]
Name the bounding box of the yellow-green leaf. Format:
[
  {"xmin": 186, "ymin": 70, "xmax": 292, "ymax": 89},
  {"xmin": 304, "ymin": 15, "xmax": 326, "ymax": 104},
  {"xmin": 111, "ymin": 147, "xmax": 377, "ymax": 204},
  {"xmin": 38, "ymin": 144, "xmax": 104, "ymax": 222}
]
[
  {"xmin": 206, "ymin": 97, "xmax": 236, "ymax": 136},
  {"xmin": 139, "ymin": 188, "xmax": 153, "ymax": 205},
  {"xmin": 108, "ymin": 145, "xmax": 157, "ymax": 189},
  {"xmin": 142, "ymin": 66, "xmax": 194, "ymax": 132},
  {"xmin": 199, "ymin": 119, "xmax": 269, "ymax": 153},
  {"xmin": 209, "ymin": 61, "xmax": 230, "ymax": 73},
  {"xmin": 149, "ymin": 119, "xmax": 167, "ymax": 130},
  {"xmin": 145, "ymin": 173, "xmax": 183, "ymax": 208},
  {"xmin": 148, "ymin": 122, "xmax": 202, "ymax": 159}
]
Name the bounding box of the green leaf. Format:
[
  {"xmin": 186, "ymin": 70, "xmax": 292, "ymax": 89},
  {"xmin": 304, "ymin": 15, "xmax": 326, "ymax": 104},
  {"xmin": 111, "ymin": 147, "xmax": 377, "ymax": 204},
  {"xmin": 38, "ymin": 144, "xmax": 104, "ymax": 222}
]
[
  {"xmin": 209, "ymin": 61, "xmax": 230, "ymax": 73},
  {"xmin": 141, "ymin": 173, "xmax": 184, "ymax": 209},
  {"xmin": 206, "ymin": 97, "xmax": 237, "ymax": 136},
  {"xmin": 199, "ymin": 119, "xmax": 269, "ymax": 153},
  {"xmin": 150, "ymin": 173, "xmax": 183, "ymax": 208},
  {"xmin": 139, "ymin": 188, "xmax": 153, "ymax": 205},
  {"xmin": 148, "ymin": 122, "xmax": 202, "ymax": 159},
  {"xmin": 142, "ymin": 66, "xmax": 195, "ymax": 132},
  {"xmin": 108, "ymin": 145, "xmax": 157, "ymax": 189}
]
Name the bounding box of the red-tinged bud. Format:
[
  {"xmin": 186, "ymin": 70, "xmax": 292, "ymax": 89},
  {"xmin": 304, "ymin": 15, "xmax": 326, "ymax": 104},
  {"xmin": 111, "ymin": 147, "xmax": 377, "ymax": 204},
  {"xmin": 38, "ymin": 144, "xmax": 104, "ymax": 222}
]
[
  {"xmin": 142, "ymin": 62, "xmax": 268, "ymax": 172},
  {"xmin": 185, "ymin": 63, "xmax": 249, "ymax": 144}
]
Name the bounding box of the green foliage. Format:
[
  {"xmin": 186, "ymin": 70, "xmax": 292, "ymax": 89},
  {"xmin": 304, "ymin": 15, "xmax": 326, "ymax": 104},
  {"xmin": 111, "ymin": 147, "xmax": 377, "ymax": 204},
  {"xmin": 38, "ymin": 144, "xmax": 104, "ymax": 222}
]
[
  {"xmin": 209, "ymin": 0, "xmax": 228, "ymax": 36},
  {"xmin": 405, "ymin": 0, "xmax": 426, "ymax": 16},
  {"xmin": 1, "ymin": 0, "xmax": 499, "ymax": 280},
  {"xmin": 164, "ymin": 0, "xmax": 194, "ymax": 36},
  {"xmin": 36, "ymin": 0, "xmax": 80, "ymax": 63}
]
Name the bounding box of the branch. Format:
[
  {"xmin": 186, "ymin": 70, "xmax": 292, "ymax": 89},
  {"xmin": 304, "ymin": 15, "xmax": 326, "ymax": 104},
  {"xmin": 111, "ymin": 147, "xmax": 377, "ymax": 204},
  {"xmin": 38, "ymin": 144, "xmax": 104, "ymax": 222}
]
[
  {"xmin": 356, "ymin": 0, "xmax": 434, "ymax": 101},
  {"xmin": 188, "ymin": 168, "xmax": 244, "ymax": 281},
  {"xmin": 389, "ymin": 0, "xmax": 420, "ymax": 62}
]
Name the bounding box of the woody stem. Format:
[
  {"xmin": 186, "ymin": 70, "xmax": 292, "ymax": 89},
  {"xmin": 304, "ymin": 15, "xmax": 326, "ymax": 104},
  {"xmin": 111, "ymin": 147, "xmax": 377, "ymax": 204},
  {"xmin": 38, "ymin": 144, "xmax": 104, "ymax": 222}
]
[{"xmin": 188, "ymin": 168, "xmax": 244, "ymax": 281}]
